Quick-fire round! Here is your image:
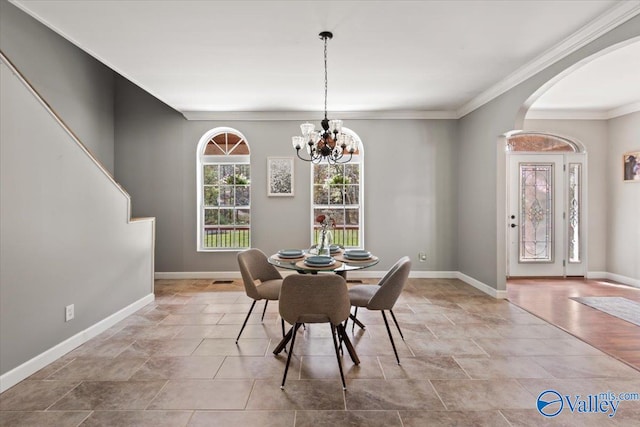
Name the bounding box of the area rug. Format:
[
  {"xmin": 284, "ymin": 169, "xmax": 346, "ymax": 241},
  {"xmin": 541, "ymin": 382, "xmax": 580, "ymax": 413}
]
[{"xmin": 570, "ymin": 297, "xmax": 640, "ymax": 327}]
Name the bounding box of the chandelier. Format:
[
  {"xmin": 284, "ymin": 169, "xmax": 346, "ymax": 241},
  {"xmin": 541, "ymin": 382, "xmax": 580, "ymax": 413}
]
[{"xmin": 292, "ymin": 31, "xmax": 358, "ymax": 164}]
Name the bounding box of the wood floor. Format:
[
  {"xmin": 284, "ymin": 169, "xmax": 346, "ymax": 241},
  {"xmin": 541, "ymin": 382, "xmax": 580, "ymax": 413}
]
[{"xmin": 507, "ymin": 278, "xmax": 640, "ymax": 371}]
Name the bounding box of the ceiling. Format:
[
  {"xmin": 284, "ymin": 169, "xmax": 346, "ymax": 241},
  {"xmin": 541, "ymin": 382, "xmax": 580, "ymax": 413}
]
[{"xmin": 9, "ymin": 0, "xmax": 640, "ymax": 119}]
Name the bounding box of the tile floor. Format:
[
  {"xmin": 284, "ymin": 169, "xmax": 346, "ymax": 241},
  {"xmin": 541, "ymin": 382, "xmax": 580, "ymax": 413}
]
[{"xmin": 1, "ymin": 277, "xmax": 639, "ymax": 426}]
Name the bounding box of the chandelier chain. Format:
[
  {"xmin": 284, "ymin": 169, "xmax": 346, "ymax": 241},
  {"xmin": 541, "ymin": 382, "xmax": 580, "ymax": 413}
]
[{"xmin": 324, "ymin": 35, "xmax": 328, "ymax": 119}]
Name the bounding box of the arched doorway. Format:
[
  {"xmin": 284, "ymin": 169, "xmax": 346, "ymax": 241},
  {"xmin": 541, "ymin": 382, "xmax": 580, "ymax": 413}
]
[{"xmin": 505, "ymin": 132, "xmax": 586, "ymax": 278}]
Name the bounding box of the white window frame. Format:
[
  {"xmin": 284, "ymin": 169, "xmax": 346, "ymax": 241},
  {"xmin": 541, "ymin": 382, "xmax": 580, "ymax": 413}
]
[
  {"xmin": 196, "ymin": 127, "xmax": 251, "ymax": 252},
  {"xmin": 310, "ymin": 128, "xmax": 364, "ymax": 249}
]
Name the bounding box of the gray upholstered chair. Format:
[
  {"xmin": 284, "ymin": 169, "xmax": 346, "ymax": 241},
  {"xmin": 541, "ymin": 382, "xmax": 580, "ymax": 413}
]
[
  {"xmin": 347, "ymin": 256, "xmax": 411, "ymax": 364},
  {"xmin": 278, "ymin": 274, "xmax": 351, "ymax": 390},
  {"xmin": 236, "ymin": 248, "xmax": 284, "ymax": 343}
]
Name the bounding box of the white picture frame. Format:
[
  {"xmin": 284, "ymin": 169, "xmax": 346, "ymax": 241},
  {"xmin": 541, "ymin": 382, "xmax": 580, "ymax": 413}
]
[{"xmin": 268, "ymin": 157, "xmax": 294, "ymax": 196}]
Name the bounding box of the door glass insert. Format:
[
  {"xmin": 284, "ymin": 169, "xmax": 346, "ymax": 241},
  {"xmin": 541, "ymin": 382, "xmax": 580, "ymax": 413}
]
[
  {"xmin": 568, "ymin": 163, "xmax": 581, "ymax": 263},
  {"xmin": 520, "ymin": 163, "xmax": 553, "ymax": 263}
]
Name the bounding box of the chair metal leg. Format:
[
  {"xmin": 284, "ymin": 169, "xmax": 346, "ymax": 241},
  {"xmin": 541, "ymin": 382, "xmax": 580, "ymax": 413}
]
[
  {"xmin": 331, "ymin": 324, "xmax": 347, "ymax": 390},
  {"xmin": 351, "ymin": 307, "xmax": 358, "ymax": 332},
  {"xmin": 281, "ymin": 318, "xmax": 285, "ymax": 338},
  {"xmin": 261, "ymin": 300, "xmax": 269, "ymax": 321},
  {"xmin": 337, "ymin": 323, "xmax": 360, "ymax": 365},
  {"xmin": 349, "ymin": 308, "xmax": 366, "ymax": 332},
  {"xmin": 273, "ymin": 326, "xmax": 293, "ymax": 355},
  {"xmin": 381, "ymin": 310, "xmax": 400, "ymax": 365},
  {"xmin": 236, "ymin": 300, "xmax": 257, "ymax": 344},
  {"xmin": 389, "ymin": 309, "xmax": 404, "ymax": 340},
  {"xmin": 281, "ymin": 323, "xmax": 300, "ymax": 389}
]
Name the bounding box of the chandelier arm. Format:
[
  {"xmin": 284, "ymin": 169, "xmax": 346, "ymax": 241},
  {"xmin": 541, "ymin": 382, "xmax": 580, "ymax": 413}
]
[{"xmin": 295, "ymin": 148, "xmax": 311, "ymax": 162}]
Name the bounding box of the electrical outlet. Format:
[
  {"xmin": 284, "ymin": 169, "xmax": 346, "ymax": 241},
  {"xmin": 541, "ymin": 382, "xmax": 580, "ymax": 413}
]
[
  {"xmin": 65, "ymin": 304, "xmax": 74, "ymax": 322},
  {"xmin": 418, "ymin": 252, "xmax": 427, "ymax": 262}
]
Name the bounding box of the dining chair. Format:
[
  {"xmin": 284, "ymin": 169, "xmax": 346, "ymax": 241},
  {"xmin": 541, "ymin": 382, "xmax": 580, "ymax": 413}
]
[
  {"xmin": 346, "ymin": 256, "xmax": 411, "ymax": 364},
  {"xmin": 278, "ymin": 274, "xmax": 351, "ymax": 390},
  {"xmin": 236, "ymin": 248, "xmax": 284, "ymax": 344}
]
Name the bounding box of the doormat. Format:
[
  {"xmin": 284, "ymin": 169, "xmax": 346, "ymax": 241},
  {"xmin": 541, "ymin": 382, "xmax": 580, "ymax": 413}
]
[{"xmin": 570, "ymin": 297, "xmax": 640, "ymax": 327}]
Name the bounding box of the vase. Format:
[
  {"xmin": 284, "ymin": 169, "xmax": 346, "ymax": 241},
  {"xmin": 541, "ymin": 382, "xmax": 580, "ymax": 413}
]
[{"xmin": 317, "ymin": 229, "xmax": 332, "ymax": 257}]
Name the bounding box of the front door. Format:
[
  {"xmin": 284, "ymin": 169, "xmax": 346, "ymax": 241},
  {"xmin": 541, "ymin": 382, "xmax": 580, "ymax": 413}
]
[{"xmin": 508, "ymin": 154, "xmax": 566, "ymax": 277}]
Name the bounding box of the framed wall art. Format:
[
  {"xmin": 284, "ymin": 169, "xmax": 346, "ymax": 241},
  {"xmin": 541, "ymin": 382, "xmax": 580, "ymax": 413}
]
[
  {"xmin": 623, "ymin": 151, "xmax": 640, "ymax": 182},
  {"xmin": 267, "ymin": 157, "xmax": 294, "ymax": 196}
]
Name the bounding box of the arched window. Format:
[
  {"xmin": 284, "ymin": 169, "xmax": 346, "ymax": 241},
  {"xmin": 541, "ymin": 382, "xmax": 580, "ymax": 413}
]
[
  {"xmin": 507, "ymin": 132, "xmax": 580, "ymax": 152},
  {"xmin": 311, "ymin": 128, "xmax": 364, "ymax": 249},
  {"xmin": 196, "ymin": 128, "xmax": 250, "ymax": 251}
]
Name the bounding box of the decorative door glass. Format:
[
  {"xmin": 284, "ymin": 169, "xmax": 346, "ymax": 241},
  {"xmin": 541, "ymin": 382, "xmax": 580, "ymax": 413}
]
[
  {"xmin": 568, "ymin": 163, "xmax": 581, "ymax": 263},
  {"xmin": 519, "ymin": 163, "xmax": 553, "ymax": 263}
]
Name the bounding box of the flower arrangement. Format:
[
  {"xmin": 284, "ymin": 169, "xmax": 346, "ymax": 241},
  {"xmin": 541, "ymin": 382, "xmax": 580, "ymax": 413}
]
[{"xmin": 315, "ymin": 213, "xmax": 335, "ymax": 256}]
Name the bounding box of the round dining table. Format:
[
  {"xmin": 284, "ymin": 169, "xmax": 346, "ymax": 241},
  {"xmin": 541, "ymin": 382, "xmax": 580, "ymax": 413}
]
[{"xmin": 267, "ymin": 248, "xmax": 379, "ymax": 277}]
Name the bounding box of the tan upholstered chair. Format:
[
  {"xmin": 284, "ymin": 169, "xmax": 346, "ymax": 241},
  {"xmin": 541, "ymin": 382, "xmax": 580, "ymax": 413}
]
[
  {"xmin": 347, "ymin": 256, "xmax": 411, "ymax": 364},
  {"xmin": 236, "ymin": 248, "xmax": 284, "ymax": 343},
  {"xmin": 278, "ymin": 274, "xmax": 351, "ymax": 390}
]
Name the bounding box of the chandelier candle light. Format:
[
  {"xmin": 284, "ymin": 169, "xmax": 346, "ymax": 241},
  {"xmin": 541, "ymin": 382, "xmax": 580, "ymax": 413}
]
[{"xmin": 292, "ymin": 31, "xmax": 358, "ymax": 164}]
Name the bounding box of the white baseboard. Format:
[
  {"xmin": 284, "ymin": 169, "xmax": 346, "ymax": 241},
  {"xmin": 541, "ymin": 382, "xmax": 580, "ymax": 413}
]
[
  {"xmin": 587, "ymin": 271, "xmax": 640, "ymax": 289},
  {"xmin": 155, "ymin": 271, "xmax": 241, "ymax": 280},
  {"xmin": 456, "ymin": 272, "xmax": 508, "ymax": 299},
  {"xmin": 155, "ymin": 270, "xmax": 506, "ymax": 298},
  {"xmin": 0, "ymin": 293, "xmax": 155, "ymax": 393},
  {"xmin": 586, "ymin": 271, "xmax": 608, "ymax": 279}
]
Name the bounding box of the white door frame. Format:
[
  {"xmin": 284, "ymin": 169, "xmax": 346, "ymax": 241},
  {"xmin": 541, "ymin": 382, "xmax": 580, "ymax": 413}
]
[{"xmin": 506, "ymin": 150, "xmax": 587, "ymax": 278}]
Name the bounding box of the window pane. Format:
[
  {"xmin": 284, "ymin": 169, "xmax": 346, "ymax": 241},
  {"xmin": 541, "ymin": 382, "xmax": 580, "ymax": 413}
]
[
  {"xmin": 314, "ymin": 185, "xmax": 329, "ymax": 204},
  {"xmin": 345, "ymin": 185, "xmax": 359, "ymax": 205},
  {"xmin": 344, "ymin": 164, "xmax": 359, "ymax": 183},
  {"xmin": 236, "ymin": 209, "xmax": 250, "ymax": 225},
  {"xmin": 219, "ymin": 186, "xmax": 234, "ymax": 206},
  {"xmin": 236, "ymin": 186, "xmax": 250, "ymax": 206},
  {"xmin": 314, "ymin": 164, "xmax": 330, "ymax": 184},
  {"xmin": 219, "ymin": 209, "xmax": 234, "ymax": 225},
  {"xmin": 345, "ymin": 208, "xmax": 359, "ymax": 226},
  {"xmin": 203, "ymin": 165, "xmax": 218, "ymax": 185},
  {"xmin": 329, "ymin": 185, "xmax": 344, "ymax": 204},
  {"xmin": 235, "ymin": 164, "xmax": 250, "ymax": 183},
  {"xmin": 204, "ymin": 140, "xmax": 224, "ymax": 155},
  {"xmin": 204, "ymin": 209, "xmax": 218, "ymax": 225},
  {"xmin": 204, "ymin": 186, "xmax": 218, "ymax": 206},
  {"xmin": 331, "ymin": 209, "xmax": 345, "ymax": 226},
  {"xmin": 221, "ymin": 165, "xmax": 234, "ymax": 184}
]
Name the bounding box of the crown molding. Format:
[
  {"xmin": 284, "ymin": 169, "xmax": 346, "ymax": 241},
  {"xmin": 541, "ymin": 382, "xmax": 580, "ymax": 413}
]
[
  {"xmin": 456, "ymin": 1, "xmax": 640, "ymax": 118},
  {"xmin": 181, "ymin": 110, "xmax": 458, "ymax": 121},
  {"xmin": 525, "ymin": 109, "xmax": 609, "ymax": 120},
  {"xmin": 607, "ymin": 101, "xmax": 640, "ymax": 119},
  {"xmin": 527, "ymin": 101, "xmax": 640, "ymax": 120}
]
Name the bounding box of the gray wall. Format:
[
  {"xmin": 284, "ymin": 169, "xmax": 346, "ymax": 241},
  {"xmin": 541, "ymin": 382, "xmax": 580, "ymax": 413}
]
[
  {"xmin": 457, "ymin": 14, "xmax": 640, "ymax": 291},
  {"xmin": 607, "ymin": 112, "xmax": 640, "ymax": 280},
  {"xmin": 524, "ymin": 119, "xmax": 609, "ymax": 272},
  {"xmin": 0, "ymin": 0, "xmax": 116, "ymax": 173},
  {"xmin": 0, "ymin": 0, "xmax": 154, "ymax": 378},
  {"xmin": 1, "ymin": 62, "xmax": 154, "ymax": 376},
  {"xmin": 115, "ymin": 78, "xmax": 459, "ymax": 273}
]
